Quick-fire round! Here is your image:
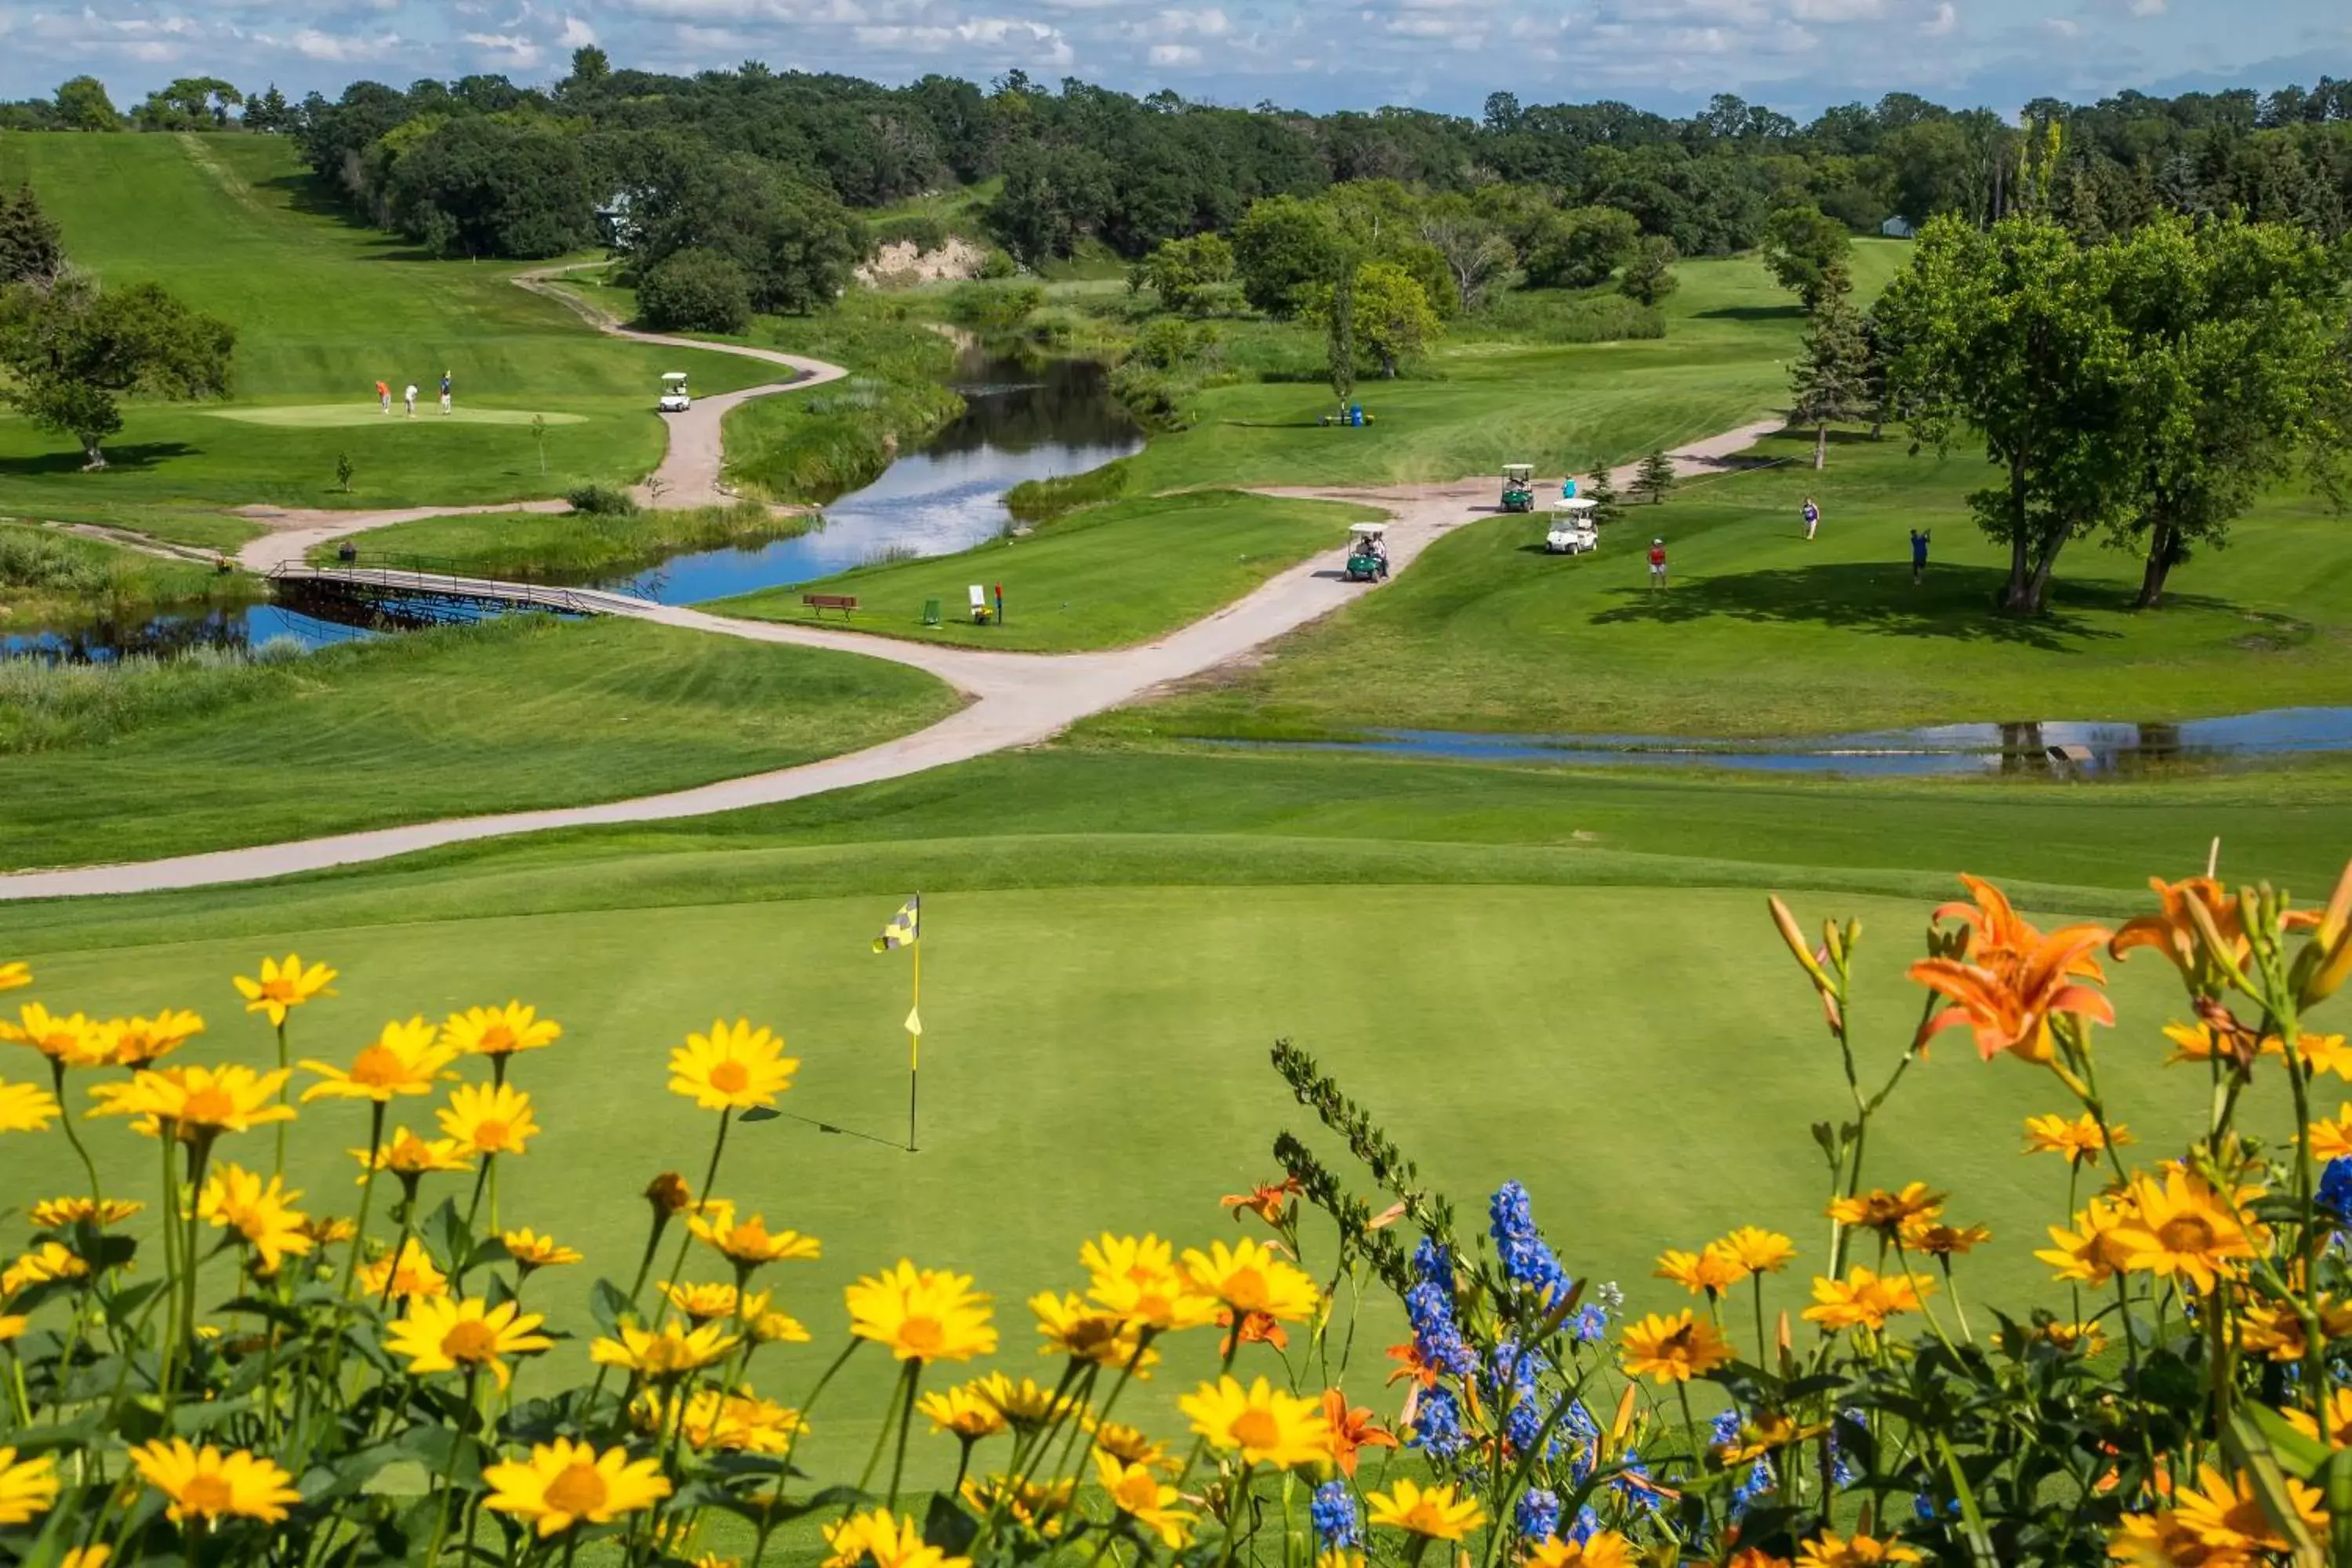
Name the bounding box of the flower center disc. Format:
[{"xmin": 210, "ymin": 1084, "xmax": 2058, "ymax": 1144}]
[
  {"xmin": 1229, "ymin": 1409, "xmax": 1281, "ymax": 1452},
  {"xmin": 351, "ymin": 1045, "xmax": 402, "ymax": 1084},
  {"xmin": 709, "ymin": 1061, "xmax": 751, "ymax": 1094},
  {"xmin": 544, "ymin": 1463, "xmax": 608, "ymax": 1519},
  {"xmin": 443, "ymin": 1320, "xmax": 500, "ymax": 1363},
  {"xmin": 181, "ymin": 1474, "xmax": 235, "ymax": 1516},
  {"xmin": 2158, "ymin": 1215, "xmax": 2216, "ymax": 1252},
  {"xmin": 898, "ymin": 1316, "xmax": 944, "ymax": 1355},
  {"xmin": 1223, "ymin": 1267, "xmax": 1268, "ymax": 1310},
  {"xmin": 179, "ymin": 1088, "xmax": 234, "ymax": 1126},
  {"xmin": 475, "ymin": 1119, "xmax": 512, "ymax": 1152}
]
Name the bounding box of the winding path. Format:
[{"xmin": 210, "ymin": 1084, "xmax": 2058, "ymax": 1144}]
[{"xmin": 1, "ymin": 266, "xmax": 1788, "ymax": 902}]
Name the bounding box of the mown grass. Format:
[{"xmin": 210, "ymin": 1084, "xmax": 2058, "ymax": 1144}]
[
  {"xmin": 306, "ymin": 502, "xmax": 812, "ymax": 580},
  {"xmin": 0, "ymin": 613, "xmax": 959, "ymax": 870},
  {"xmin": 713, "ymin": 490, "xmax": 1380, "ymax": 650},
  {"xmin": 1119, "ymin": 243, "xmax": 1908, "ymax": 493},
  {"xmin": 0, "ymin": 522, "xmax": 248, "ymax": 630},
  {"xmin": 0, "ymin": 134, "xmax": 771, "ymax": 521},
  {"xmin": 1092, "ymin": 428, "xmax": 2352, "ymax": 740}
]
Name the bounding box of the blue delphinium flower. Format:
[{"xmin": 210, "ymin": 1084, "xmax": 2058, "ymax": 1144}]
[
  {"xmin": 1406, "ymin": 1238, "xmax": 1477, "ymax": 1377},
  {"xmin": 1733, "ymin": 1458, "xmax": 1774, "ymax": 1515},
  {"xmin": 1567, "ymin": 1506, "xmax": 1602, "ymax": 1544},
  {"xmin": 1828, "ymin": 1407, "xmax": 1863, "ymax": 1487},
  {"xmin": 2321, "ymin": 1156, "xmax": 2352, "ymax": 1223},
  {"xmin": 1413, "ymin": 1385, "xmax": 1467, "ymax": 1459},
  {"xmin": 1708, "ymin": 1410, "xmax": 1740, "ymax": 1448},
  {"xmin": 1311, "ymin": 1481, "xmax": 1362, "ymax": 1548},
  {"xmin": 1513, "ymin": 1489, "xmax": 1562, "ymax": 1541},
  {"xmin": 1572, "ymin": 1303, "xmax": 1610, "ymax": 1343},
  {"xmin": 1489, "ymin": 1181, "xmax": 1573, "ymax": 1303}
]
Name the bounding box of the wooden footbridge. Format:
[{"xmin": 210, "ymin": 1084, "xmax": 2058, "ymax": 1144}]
[{"xmin": 266, "ymin": 559, "xmax": 650, "ymax": 626}]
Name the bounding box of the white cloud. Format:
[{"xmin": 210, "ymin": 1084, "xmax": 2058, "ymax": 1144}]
[
  {"xmin": 557, "ymin": 13, "xmax": 598, "ymax": 44},
  {"xmin": 1152, "ymin": 6, "xmax": 1229, "ymax": 35},
  {"xmin": 269, "ymin": 25, "xmax": 409, "ymax": 60},
  {"xmin": 1146, "ymin": 41, "xmax": 1199, "ymax": 60},
  {"xmin": 462, "ymin": 27, "xmax": 543, "ymax": 63},
  {"xmin": 2129, "ymin": 0, "xmax": 2163, "ymax": 14},
  {"xmin": 1921, "ymin": 0, "xmax": 1956, "ymax": 31},
  {"xmin": 1791, "ymin": 0, "xmax": 1884, "ymax": 20},
  {"xmin": 2043, "ymin": 16, "xmax": 2079, "ymax": 35}
]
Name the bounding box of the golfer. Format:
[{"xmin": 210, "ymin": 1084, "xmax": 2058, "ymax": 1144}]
[
  {"xmin": 376, "ymin": 379, "xmax": 390, "ymax": 415},
  {"xmin": 1911, "ymin": 528, "xmax": 1931, "ymax": 584},
  {"xmin": 1647, "ymin": 537, "xmax": 1668, "ymax": 590},
  {"xmin": 440, "ymin": 371, "xmax": 452, "ymax": 416},
  {"xmin": 1803, "ymin": 495, "xmax": 1822, "ymax": 540},
  {"xmin": 403, "ymin": 383, "xmax": 417, "ymax": 418}
]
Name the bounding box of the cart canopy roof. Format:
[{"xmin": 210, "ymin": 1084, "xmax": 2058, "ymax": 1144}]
[
  {"xmin": 662, "ymin": 372, "xmax": 691, "ymax": 384},
  {"xmin": 1552, "ymin": 498, "xmax": 1598, "ymax": 514},
  {"xmin": 1349, "ymin": 521, "xmax": 1388, "ymax": 537}
]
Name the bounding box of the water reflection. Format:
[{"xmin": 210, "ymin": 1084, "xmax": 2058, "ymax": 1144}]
[
  {"xmin": 598, "ymin": 350, "xmax": 1141, "ymax": 605},
  {"xmin": 1214, "ymin": 709, "xmax": 2352, "ymax": 776},
  {"xmin": 1, "ymin": 602, "xmax": 376, "ymax": 663}
]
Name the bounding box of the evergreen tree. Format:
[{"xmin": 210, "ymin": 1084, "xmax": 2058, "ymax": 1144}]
[
  {"xmin": 1789, "ymin": 267, "xmax": 1871, "ymax": 470},
  {"xmin": 1634, "ymin": 449, "xmax": 1678, "ymax": 504},
  {"xmin": 0, "ymin": 186, "xmax": 64, "ymax": 285},
  {"xmin": 1584, "ymin": 465, "xmax": 1621, "ymax": 528}
]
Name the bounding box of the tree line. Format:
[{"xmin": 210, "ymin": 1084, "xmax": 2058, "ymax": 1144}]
[{"xmin": 8, "ymin": 57, "xmax": 2352, "ymax": 269}]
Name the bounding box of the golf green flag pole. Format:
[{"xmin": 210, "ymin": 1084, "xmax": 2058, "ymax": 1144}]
[{"xmin": 873, "ymin": 895, "xmax": 922, "ymax": 1151}]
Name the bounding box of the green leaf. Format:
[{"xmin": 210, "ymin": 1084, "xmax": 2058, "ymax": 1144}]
[
  {"xmin": 2245, "ymin": 1403, "xmax": 2333, "ymax": 1480},
  {"xmin": 2224, "ymin": 1412, "xmax": 2326, "ymax": 1568},
  {"xmin": 590, "ymin": 1278, "xmax": 633, "ymax": 1337}
]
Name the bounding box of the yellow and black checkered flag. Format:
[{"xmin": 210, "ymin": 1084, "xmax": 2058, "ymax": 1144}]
[{"xmin": 872, "ymin": 895, "xmax": 920, "ymax": 953}]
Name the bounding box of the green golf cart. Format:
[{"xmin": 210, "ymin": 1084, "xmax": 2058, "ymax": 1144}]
[
  {"xmin": 1501, "ymin": 463, "xmax": 1536, "ymax": 513},
  {"xmin": 1345, "ymin": 522, "xmax": 1391, "ymax": 583}
]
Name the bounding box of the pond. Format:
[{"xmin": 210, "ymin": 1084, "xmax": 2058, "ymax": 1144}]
[
  {"xmin": 0, "ymin": 601, "xmax": 378, "ymax": 662},
  {"xmin": 598, "ymin": 349, "xmax": 1140, "ymax": 604},
  {"xmin": 1216, "ymin": 709, "xmax": 2352, "ymax": 777}
]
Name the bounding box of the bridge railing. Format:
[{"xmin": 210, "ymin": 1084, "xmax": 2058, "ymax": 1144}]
[{"xmin": 265, "ymin": 561, "xmax": 612, "ymax": 619}]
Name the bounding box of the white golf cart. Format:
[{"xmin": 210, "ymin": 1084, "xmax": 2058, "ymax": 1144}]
[
  {"xmin": 658, "ymin": 372, "xmax": 691, "ymax": 413},
  {"xmin": 1545, "ymin": 499, "xmax": 1599, "ymax": 555}
]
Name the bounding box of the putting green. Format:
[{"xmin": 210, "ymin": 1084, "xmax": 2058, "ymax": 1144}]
[{"xmin": 201, "ymin": 405, "xmax": 590, "ymax": 428}]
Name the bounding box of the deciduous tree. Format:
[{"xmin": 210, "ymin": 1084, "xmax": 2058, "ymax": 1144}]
[
  {"xmin": 53, "ymin": 77, "xmax": 118, "ymax": 132},
  {"xmin": 0, "ymin": 271, "xmax": 235, "ymax": 470},
  {"xmin": 1520, "ymin": 205, "xmax": 1639, "ymax": 290},
  {"xmin": 1232, "ymin": 195, "xmax": 1344, "ymax": 319},
  {"xmin": 1349, "ymin": 260, "xmax": 1439, "ymax": 376},
  {"xmin": 1617, "ymin": 235, "xmax": 1680, "ymax": 306},
  {"xmin": 1133, "ymin": 232, "xmax": 1234, "ymax": 314},
  {"xmin": 1761, "ymin": 204, "xmax": 1853, "ymax": 310}
]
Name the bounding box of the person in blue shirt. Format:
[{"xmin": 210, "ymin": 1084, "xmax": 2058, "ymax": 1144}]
[
  {"xmin": 439, "ymin": 371, "xmax": 452, "ymax": 416},
  {"xmin": 1911, "ymin": 528, "xmax": 1930, "ymax": 584},
  {"xmin": 1802, "ymin": 495, "xmax": 1822, "ymax": 540}
]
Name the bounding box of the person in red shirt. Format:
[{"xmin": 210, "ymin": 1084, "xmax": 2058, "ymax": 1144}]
[
  {"xmin": 376, "ymin": 379, "xmax": 390, "ymax": 415},
  {"xmin": 1647, "ymin": 537, "xmax": 1668, "ymax": 590}
]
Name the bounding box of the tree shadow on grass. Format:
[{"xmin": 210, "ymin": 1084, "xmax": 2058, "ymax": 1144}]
[
  {"xmin": 1693, "ymin": 304, "xmax": 1806, "ymax": 323},
  {"xmin": 1589, "ymin": 562, "xmax": 2135, "ymax": 652},
  {"xmin": 0, "ymin": 444, "xmax": 198, "ymax": 478}
]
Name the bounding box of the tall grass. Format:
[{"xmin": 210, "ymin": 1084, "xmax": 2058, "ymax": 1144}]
[
  {"xmin": 0, "ymin": 639, "xmax": 310, "ymax": 753},
  {"xmin": 1006, "ymin": 458, "xmax": 1134, "ymax": 523},
  {"xmin": 319, "ymin": 503, "xmax": 813, "ymax": 580},
  {"xmin": 0, "ymin": 522, "xmax": 245, "ymax": 627},
  {"xmin": 725, "ymin": 301, "xmax": 967, "ymax": 503}
]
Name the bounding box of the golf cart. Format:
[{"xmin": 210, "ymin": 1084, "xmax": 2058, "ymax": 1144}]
[
  {"xmin": 1545, "ymin": 499, "xmax": 1599, "ymax": 555},
  {"xmin": 1501, "ymin": 463, "xmax": 1536, "ymax": 514},
  {"xmin": 658, "ymin": 372, "xmax": 691, "ymax": 413},
  {"xmin": 1345, "ymin": 522, "xmax": 1391, "ymax": 583}
]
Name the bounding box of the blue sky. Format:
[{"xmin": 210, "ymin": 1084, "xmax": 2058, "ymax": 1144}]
[{"xmin": 5, "ymin": 0, "xmax": 2344, "ymax": 118}]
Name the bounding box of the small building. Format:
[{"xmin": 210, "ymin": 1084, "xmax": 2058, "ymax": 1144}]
[{"xmin": 1879, "ymin": 215, "xmax": 1916, "ymax": 239}]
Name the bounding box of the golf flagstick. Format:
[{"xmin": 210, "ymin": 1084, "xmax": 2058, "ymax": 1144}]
[{"xmin": 906, "ymin": 934, "xmax": 922, "ymax": 1152}]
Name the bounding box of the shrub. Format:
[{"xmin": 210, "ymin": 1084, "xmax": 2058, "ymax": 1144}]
[
  {"xmin": 565, "ymin": 481, "xmax": 639, "ymax": 516},
  {"xmin": 633, "ymin": 247, "xmax": 753, "ymax": 335},
  {"xmin": 1005, "ymin": 457, "xmax": 1132, "ymax": 522},
  {"xmin": 946, "ymin": 280, "xmax": 1045, "ymax": 336},
  {"xmin": 975, "ymin": 247, "xmax": 1019, "ymax": 280}
]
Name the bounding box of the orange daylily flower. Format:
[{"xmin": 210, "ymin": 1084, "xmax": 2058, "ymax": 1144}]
[
  {"xmin": 2111, "ymin": 875, "xmax": 2249, "ymax": 985},
  {"xmin": 1319, "ymin": 1389, "xmax": 1398, "ymax": 1478},
  {"xmin": 1217, "ymin": 1308, "xmax": 1289, "ymax": 1357},
  {"xmin": 1384, "ymin": 1341, "xmax": 1437, "ymax": 1389},
  {"xmin": 1909, "ymin": 877, "xmax": 2113, "ymax": 1063},
  {"xmin": 1220, "ymin": 1177, "xmax": 1301, "ymax": 1229}
]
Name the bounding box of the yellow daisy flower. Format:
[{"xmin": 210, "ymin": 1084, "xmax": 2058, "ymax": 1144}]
[
  {"xmin": 1177, "ymin": 1374, "xmax": 1330, "ymax": 1468},
  {"xmin": 197, "ymin": 1164, "xmax": 314, "ymax": 1276},
  {"xmin": 102, "ymin": 1011, "xmax": 206, "ymax": 1069},
  {"xmin": 1715, "ymin": 1226, "xmax": 1796, "ymax": 1274},
  {"xmin": 846, "ymin": 1261, "xmax": 996, "ymax": 1363},
  {"xmin": 1527, "ymin": 1531, "xmax": 1636, "ymax": 1568},
  {"xmin": 688, "ymin": 1201, "xmax": 821, "ymax": 1267},
  {"xmin": 1796, "ymin": 1532, "xmax": 1923, "ymax": 1568},
  {"xmin": 956, "ymin": 1477, "xmax": 1073, "ymax": 1539},
  {"xmin": 1030, "ymin": 1290, "xmax": 1159, "ymax": 1372},
  {"xmin": 2036, "ymin": 1196, "xmax": 2138, "ymax": 1287},
  {"xmin": 385, "ymin": 1296, "xmax": 553, "ymax": 1389},
  {"xmin": 301, "ymin": 1018, "xmax": 458, "ymax": 1104},
  {"xmin": 1088, "ymin": 1418, "xmax": 1173, "ymax": 1472},
  {"xmin": 667, "ymin": 1019, "xmax": 798, "ymax": 1112},
  {"xmin": 1092, "ymin": 1450, "xmax": 1194, "ymax": 1547},
  {"xmin": 2023, "ymin": 1112, "xmax": 2129, "ymax": 1166},
  {"xmin": 590, "ymin": 1319, "xmax": 739, "ymax": 1378},
  {"xmin": 441, "ymin": 1002, "xmax": 561, "ymax": 1059},
  {"xmin": 354, "ymin": 1127, "xmax": 474, "ymax": 1180},
  {"xmin": 1827, "ymin": 1182, "xmax": 1944, "ymax": 1237},
  {"xmin": 2106, "ymin": 1168, "xmax": 2259, "ymax": 1293},
  {"xmin": 1365, "ymin": 1478, "xmax": 1486, "ymax": 1541},
  {"xmin": 2, "ymin": 1242, "xmax": 89, "ymax": 1297},
  {"xmin": 824, "ymin": 1508, "xmax": 973, "ymax": 1568},
  {"xmin": 437, "ymin": 1081, "xmax": 539, "ymax": 1157},
  {"xmin": 128, "ymin": 1440, "xmax": 300, "ymax": 1525},
  {"xmin": 63, "ymin": 1545, "xmax": 109, "ymax": 1568},
  {"xmin": 0, "ymin": 1446, "xmax": 58, "ymax": 1526},
  {"xmin": 0, "ymin": 961, "xmax": 25, "ymax": 993},
  {"xmin": 30, "ymin": 1196, "xmax": 143, "ymax": 1230},
  {"xmin": 358, "ymin": 1238, "xmax": 448, "ymax": 1302},
  {"xmin": 0, "ymin": 1079, "xmax": 60, "ymax": 1135},
  {"xmin": 1656, "ymin": 1246, "xmax": 1748, "ymax": 1295},
  {"xmin": 1800, "ymin": 1269, "xmax": 1936, "ymax": 1334},
  {"xmin": 753, "ymin": 1308, "xmax": 811, "ymax": 1343},
  {"xmin": 659, "ymin": 1279, "xmax": 754, "ymax": 1323},
  {"xmin": 633, "ymin": 1386, "xmax": 806, "ymax": 1454},
  {"xmin": 1620, "ymin": 1309, "xmax": 1737, "ymax": 1382},
  {"xmin": 482, "ymin": 1439, "xmax": 671, "ymax": 1537},
  {"xmin": 1180, "ymin": 1237, "xmax": 1320, "ymax": 1323},
  {"xmin": 0, "ymin": 1316, "xmax": 27, "ymax": 1344},
  {"xmin": 972, "ymin": 1371, "xmax": 1088, "ymax": 1431},
  {"xmin": 1083, "ymin": 1232, "xmax": 1219, "ymax": 1332},
  {"xmin": 918, "ymin": 1384, "xmax": 1008, "ymax": 1440},
  {"xmin": 232, "ymin": 955, "xmax": 336, "ymax": 1027},
  {"xmin": 0, "ymin": 1004, "xmax": 110, "ymax": 1069},
  {"xmin": 89, "ymin": 1064, "xmax": 296, "ymax": 1140},
  {"xmin": 502, "ymin": 1229, "xmax": 583, "ymax": 1270}
]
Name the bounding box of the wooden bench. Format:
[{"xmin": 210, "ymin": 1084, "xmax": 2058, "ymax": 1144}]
[{"xmin": 802, "ymin": 593, "xmax": 859, "ymax": 619}]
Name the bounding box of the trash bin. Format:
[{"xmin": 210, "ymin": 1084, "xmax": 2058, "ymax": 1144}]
[{"xmin": 922, "ymin": 598, "xmax": 942, "ymax": 627}]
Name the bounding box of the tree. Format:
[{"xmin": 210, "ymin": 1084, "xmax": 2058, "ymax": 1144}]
[
  {"xmin": 568, "ymin": 46, "xmax": 612, "ymax": 87},
  {"xmin": 135, "ymin": 78, "xmax": 242, "ymax": 131},
  {"xmin": 53, "ymin": 77, "xmax": 118, "ymax": 132},
  {"xmin": 242, "ymin": 85, "xmax": 293, "ymax": 133},
  {"xmin": 1232, "ymin": 195, "xmax": 1344, "ymax": 319},
  {"xmin": 1634, "ymin": 449, "xmax": 1679, "ymax": 504},
  {"xmin": 636, "ymin": 248, "xmax": 753, "ymax": 334},
  {"xmin": 623, "ymin": 154, "xmax": 862, "ymax": 315},
  {"xmin": 1134, "ymin": 233, "xmax": 1234, "ymax": 314},
  {"xmin": 1348, "ymin": 261, "xmax": 1440, "ymax": 376},
  {"xmin": 1521, "ymin": 206, "xmax": 1639, "ymax": 290},
  {"xmin": 1761, "ymin": 205, "xmax": 1853, "ymax": 310},
  {"xmin": 1788, "ymin": 269, "xmax": 1872, "ymax": 469},
  {"xmin": 0, "ymin": 272, "xmax": 235, "ymax": 470},
  {"xmin": 385, "ymin": 118, "xmax": 594, "ymax": 259},
  {"xmin": 335, "ymin": 452, "xmax": 355, "ymax": 493},
  {"xmin": 0, "ymin": 186, "xmax": 64, "ymax": 285},
  {"xmin": 2100, "ymin": 214, "xmax": 2352, "ymax": 607},
  {"xmin": 1325, "ymin": 263, "xmax": 1356, "ymax": 407},
  {"xmin": 1584, "ymin": 464, "xmax": 1622, "ymax": 528},
  {"xmin": 1414, "ymin": 194, "xmax": 1512, "ymax": 312},
  {"xmin": 1877, "ymin": 214, "xmax": 2133, "ymax": 615},
  {"xmin": 1617, "ymin": 235, "xmax": 1680, "ymax": 306}
]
